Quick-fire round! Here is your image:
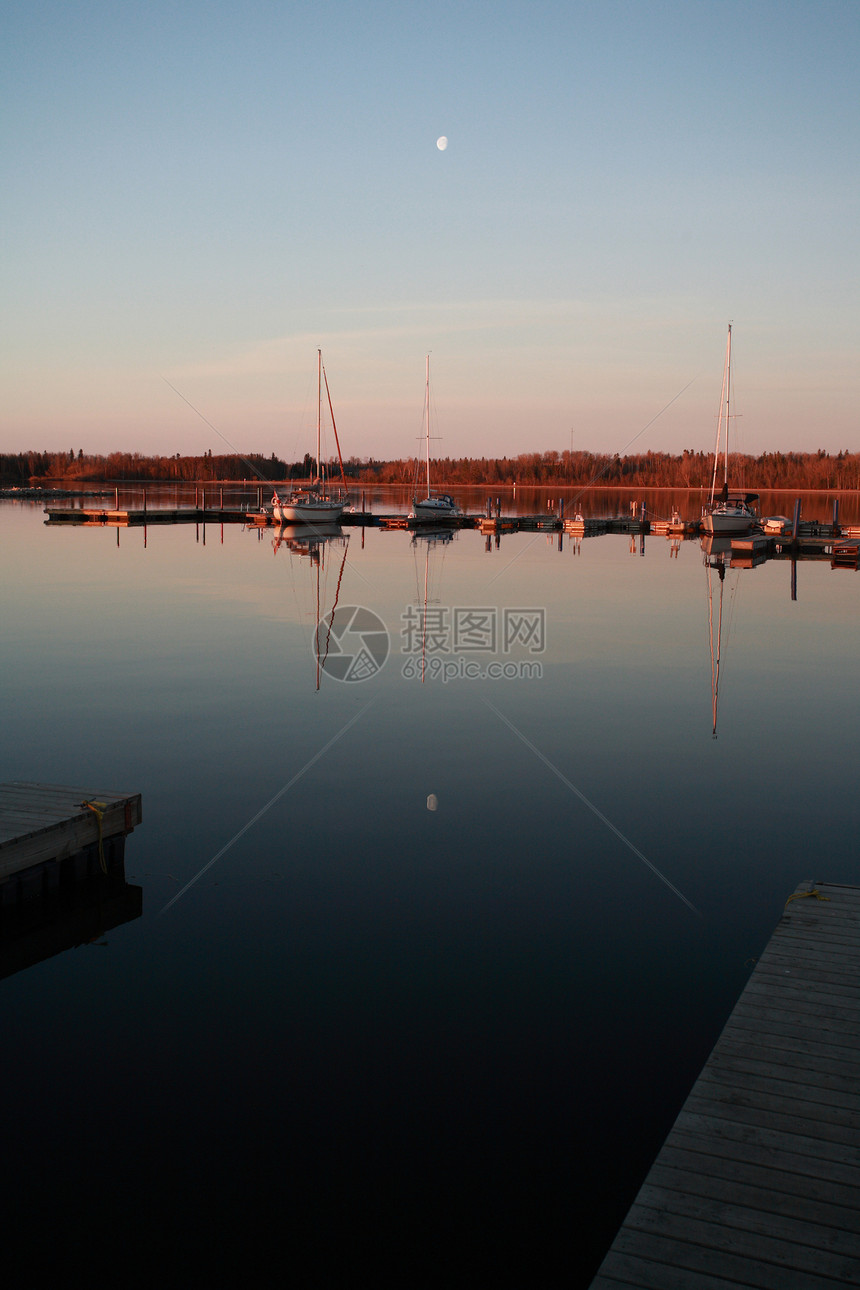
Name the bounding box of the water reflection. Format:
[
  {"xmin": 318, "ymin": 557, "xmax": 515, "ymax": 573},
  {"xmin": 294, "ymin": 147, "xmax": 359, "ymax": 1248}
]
[
  {"xmin": 0, "ymin": 862, "xmax": 142, "ymax": 981},
  {"xmin": 411, "ymin": 528, "xmax": 456, "ymax": 682},
  {"xmin": 272, "ymin": 522, "xmax": 350, "ymax": 690},
  {"xmin": 702, "ymin": 537, "xmax": 733, "ymax": 739},
  {"xmin": 3, "ymin": 499, "xmax": 860, "ymax": 1284}
]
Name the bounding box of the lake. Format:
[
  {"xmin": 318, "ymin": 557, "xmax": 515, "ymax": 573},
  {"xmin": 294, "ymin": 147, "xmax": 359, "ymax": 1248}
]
[{"xmin": 2, "ymin": 493, "xmax": 859, "ymax": 1283}]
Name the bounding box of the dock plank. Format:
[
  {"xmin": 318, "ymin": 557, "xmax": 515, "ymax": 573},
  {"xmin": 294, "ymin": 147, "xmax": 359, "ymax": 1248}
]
[
  {"xmin": 0, "ymin": 783, "xmax": 141, "ymax": 880},
  {"xmin": 647, "ymin": 1157, "xmax": 860, "ymax": 1229},
  {"xmin": 697, "ymin": 1065, "xmax": 860, "ymax": 1114},
  {"xmin": 630, "ymin": 1194, "xmax": 860, "ymax": 1268},
  {"xmin": 590, "ymin": 881, "xmax": 860, "ymax": 1288}
]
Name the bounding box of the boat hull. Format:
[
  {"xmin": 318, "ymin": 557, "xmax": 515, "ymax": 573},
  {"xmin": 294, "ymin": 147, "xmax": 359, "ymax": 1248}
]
[
  {"xmin": 409, "ymin": 496, "xmax": 462, "ymax": 521},
  {"xmin": 272, "ymin": 495, "xmax": 344, "ymax": 524},
  {"xmin": 702, "ymin": 508, "xmax": 756, "ymax": 535},
  {"xmin": 274, "ymin": 503, "xmax": 344, "ymax": 524}
]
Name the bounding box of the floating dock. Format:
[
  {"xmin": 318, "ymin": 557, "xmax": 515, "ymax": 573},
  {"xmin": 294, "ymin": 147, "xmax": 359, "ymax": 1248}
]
[
  {"xmin": 0, "ymin": 782, "xmax": 142, "ymax": 901},
  {"xmin": 590, "ymin": 879, "xmax": 860, "ymax": 1288},
  {"xmin": 45, "ymin": 506, "xmax": 251, "ymax": 526},
  {"xmin": 46, "ymin": 507, "xmax": 679, "ymax": 535},
  {"xmin": 41, "ymin": 506, "xmax": 860, "ymax": 570}
]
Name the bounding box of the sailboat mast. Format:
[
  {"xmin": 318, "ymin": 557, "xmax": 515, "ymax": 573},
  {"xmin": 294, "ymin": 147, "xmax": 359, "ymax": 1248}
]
[
  {"xmin": 425, "ymin": 354, "xmax": 431, "ymax": 495},
  {"xmin": 316, "ymin": 348, "xmax": 322, "ymax": 483},
  {"xmin": 708, "ymin": 323, "xmax": 732, "ymax": 505},
  {"xmin": 723, "ymin": 324, "xmax": 732, "ymax": 488}
]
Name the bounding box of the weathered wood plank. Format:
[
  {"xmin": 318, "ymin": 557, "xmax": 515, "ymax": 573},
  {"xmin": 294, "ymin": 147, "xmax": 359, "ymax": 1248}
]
[
  {"xmin": 674, "ymin": 1102, "xmax": 860, "ymax": 1156},
  {"xmin": 592, "ymin": 1248, "xmax": 771, "ymax": 1290},
  {"xmin": 633, "ymin": 1184, "xmax": 860, "ymax": 1256},
  {"xmin": 727, "ymin": 1004, "xmax": 860, "ymax": 1048},
  {"xmin": 697, "ymin": 1065, "xmax": 860, "ymax": 1113},
  {"xmin": 600, "ymin": 1227, "xmax": 850, "ymax": 1289},
  {"xmin": 590, "ymin": 882, "xmax": 860, "ymax": 1288},
  {"xmin": 752, "ymin": 962, "xmax": 860, "ymax": 995},
  {"xmin": 687, "ymin": 1077, "xmax": 860, "ymax": 1125},
  {"xmin": 712, "ymin": 1026, "xmax": 860, "ymax": 1068},
  {"xmin": 747, "ymin": 970, "xmax": 860, "ymax": 995},
  {"xmin": 762, "ymin": 923, "xmax": 860, "ymax": 949},
  {"xmin": 618, "ymin": 1206, "xmax": 858, "ymax": 1280},
  {"xmin": 0, "ymin": 783, "xmax": 142, "ymax": 881},
  {"xmin": 646, "ymin": 1158, "xmax": 860, "ymax": 1230},
  {"xmin": 704, "ymin": 1050, "xmax": 860, "ymax": 1099},
  {"xmin": 735, "ymin": 982, "xmax": 860, "ymax": 1018},
  {"xmin": 657, "ymin": 1140, "xmax": 860, "ymax": 1211},
  {"xmin": 759, "ymin": 944, "xmax": 860, "ymax": 974},
  {"xmin": 667, "ymin": 1118, "xmax": 860, "ymax": 1185}
]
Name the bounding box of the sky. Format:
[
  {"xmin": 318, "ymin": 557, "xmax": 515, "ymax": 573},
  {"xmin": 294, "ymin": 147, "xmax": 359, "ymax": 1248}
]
[{"xmin": 2, "ymin": 0, "xmax": 858, "ymax": 462}]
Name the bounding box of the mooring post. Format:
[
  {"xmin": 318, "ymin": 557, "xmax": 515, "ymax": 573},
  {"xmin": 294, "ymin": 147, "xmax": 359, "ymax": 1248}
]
[
  {"xmin": 792, "ymin": 498, "xmax": 801, "ymax": 542},
  {"xmin": 142, "ymin": 489, "xmax": 147, "ymax": 513},
  {"xmin": 833, "ymin": 497, "xmax": 839, "ymax": 533}
]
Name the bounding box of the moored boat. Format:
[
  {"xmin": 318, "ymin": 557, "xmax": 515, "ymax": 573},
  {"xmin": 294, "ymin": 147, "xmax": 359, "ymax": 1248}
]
[
  {"xmin": 271, "ymin": 350, "xmax": 348, "ymax": 524},
  {"xmin": 409, "ymin": 355, "xmax": 462, "ymax": 522},
  {"xmin": 702, "ymin": 324, "xmax": 759, "ymax": 535}
]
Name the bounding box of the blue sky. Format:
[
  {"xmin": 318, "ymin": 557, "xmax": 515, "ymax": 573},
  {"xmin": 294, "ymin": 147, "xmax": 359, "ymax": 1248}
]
[{"xmin": 2, "ymin": 0, "xmax": 858, "ymax": 461}]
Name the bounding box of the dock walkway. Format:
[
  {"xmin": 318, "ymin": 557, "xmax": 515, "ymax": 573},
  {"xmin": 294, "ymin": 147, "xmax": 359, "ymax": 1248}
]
[
  {"xmin": 590, "ymin": 879, "xmax": 860, "ymax": 1288},
  {"xmin": 1, "ymin": 783, "xmax": 142, "ymax": 896}
]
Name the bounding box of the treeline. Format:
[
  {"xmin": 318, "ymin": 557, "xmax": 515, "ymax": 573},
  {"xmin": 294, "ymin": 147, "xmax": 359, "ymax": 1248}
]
[
  {"xmin": 350, "ymin": 448, "xmax": 860, "ymax": 490},
  {"xmin": 1, "ymin": 449, "xmax": 293, "ymax": 484},
  {"xmin": 3, "ymin": 447, "xmax": 859, "ymax": 490}
]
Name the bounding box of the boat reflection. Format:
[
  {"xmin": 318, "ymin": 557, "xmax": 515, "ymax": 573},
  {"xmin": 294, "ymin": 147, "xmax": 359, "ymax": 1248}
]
[
  {"xmin": 411, "ymin": 528, "xmax": 456, "ymax": 681},
  {"xmin": 702, "ymin": 536, "xmax": 736, "ymax": 739},
  {"xmin": 272, "ymin": 523, "xmax": 350, "ymax": 690},
  {"xmin": 272, "ymin": 521, "xmax": 345, "ymax": 557}
]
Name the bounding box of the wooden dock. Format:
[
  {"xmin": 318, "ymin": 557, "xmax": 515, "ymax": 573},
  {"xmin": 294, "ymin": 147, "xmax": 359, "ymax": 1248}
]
[
  {"xmin": 45, "ymin": 506, "xmax": 251, "ymax": 525},
  {"xmin": 1, "ymin": 783, "xmax": 142, "ymax": 898},
  {"xmin": 45, "ymin": 506, "xmax": 671, "ymax": 536},
  {"xmin": 590, "ymin": 879, "xmax": 860, "ymax": 1288}
]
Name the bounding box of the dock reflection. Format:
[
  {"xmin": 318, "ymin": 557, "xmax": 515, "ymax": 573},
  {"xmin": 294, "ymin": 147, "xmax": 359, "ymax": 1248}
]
[{"xmin": 0, "ymin": 861, "xmax": 142, "ymax": 981}]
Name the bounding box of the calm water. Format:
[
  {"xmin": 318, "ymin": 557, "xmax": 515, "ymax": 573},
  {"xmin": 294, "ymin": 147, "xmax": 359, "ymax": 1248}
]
[{"xmin": 2, "ymin": 498, "xmax": 859, "ymax": 1283}]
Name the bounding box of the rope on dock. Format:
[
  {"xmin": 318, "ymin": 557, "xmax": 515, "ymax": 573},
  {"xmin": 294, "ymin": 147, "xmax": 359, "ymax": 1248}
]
[
  {"xmin": 81, "ymin": 799, "xmax": 108, "ymax": 873},
  {"xmin": 785, "ymin": 886, "xmax": 830, "ymax": 906}
]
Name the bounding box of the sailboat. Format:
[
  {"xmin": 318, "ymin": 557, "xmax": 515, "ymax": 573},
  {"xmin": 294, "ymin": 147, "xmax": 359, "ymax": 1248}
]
[
  {"xmin": 409, "ymin": 355, "xmax": 462, "ymax": 522},
  {"xmin": 271, "ymin": 350, "xmax": 348, "ymax": 524},
  {"xmin": 701, "ymin": 324, "xmax": 759, "ymax": 535}
]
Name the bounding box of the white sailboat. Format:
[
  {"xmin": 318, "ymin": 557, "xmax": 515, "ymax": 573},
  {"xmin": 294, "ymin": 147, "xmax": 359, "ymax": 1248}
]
[
  {"xmin": 271, "ymin": 350, "xmax": 347, "ymax": 525},
  {"xmin": 409, "ymin": 355, "xmax": 462, "ymax": 522},
  {"xmin": 701, "ymin": 324, "xmax": 759, "ymax": 535}
]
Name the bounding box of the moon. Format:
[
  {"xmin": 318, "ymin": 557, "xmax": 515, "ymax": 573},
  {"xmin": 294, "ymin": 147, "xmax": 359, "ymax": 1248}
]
[{"xmin": 436, "ymin": 136, "xmax": 448, "ymax": 151}]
